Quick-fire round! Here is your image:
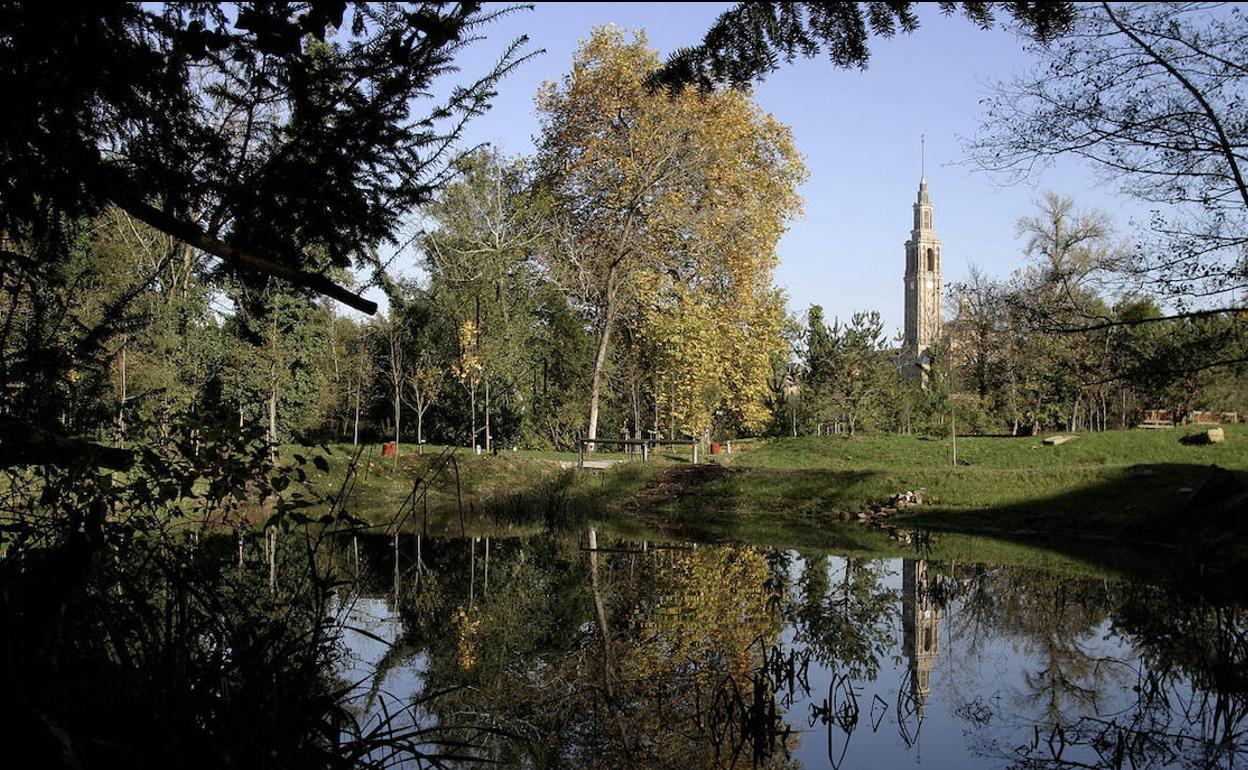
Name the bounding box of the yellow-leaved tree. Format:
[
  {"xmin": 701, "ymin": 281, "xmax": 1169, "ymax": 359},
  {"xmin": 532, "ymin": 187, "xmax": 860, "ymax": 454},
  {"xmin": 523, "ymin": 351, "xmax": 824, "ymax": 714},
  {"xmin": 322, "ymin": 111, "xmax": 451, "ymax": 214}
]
[{"xmin": 537, "ymin": 27, "xmax": 805, "ymax": 443}]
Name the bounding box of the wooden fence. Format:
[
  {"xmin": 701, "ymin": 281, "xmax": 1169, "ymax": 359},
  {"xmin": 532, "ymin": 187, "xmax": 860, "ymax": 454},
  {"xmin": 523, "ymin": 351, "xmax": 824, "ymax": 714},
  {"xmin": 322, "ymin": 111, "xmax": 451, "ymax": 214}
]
[{"xmin": 1139, "ymin": 410, "xmax": 1238, "ymax": 428}]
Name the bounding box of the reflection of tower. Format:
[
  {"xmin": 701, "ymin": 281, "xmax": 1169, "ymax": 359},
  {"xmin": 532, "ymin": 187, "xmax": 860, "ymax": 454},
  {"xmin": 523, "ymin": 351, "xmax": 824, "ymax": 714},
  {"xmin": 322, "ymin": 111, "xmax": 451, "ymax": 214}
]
[{"xmin": 902, "ymin": 559, "xmax": 940, "ymax": 714}]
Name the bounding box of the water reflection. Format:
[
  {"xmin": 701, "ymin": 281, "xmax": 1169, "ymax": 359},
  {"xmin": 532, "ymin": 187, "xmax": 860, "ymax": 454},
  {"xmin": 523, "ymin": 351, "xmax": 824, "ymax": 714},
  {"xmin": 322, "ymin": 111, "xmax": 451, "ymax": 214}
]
[{"xmin": 336, "ymin": 530, "xmax": 1248, "ymax": 769}]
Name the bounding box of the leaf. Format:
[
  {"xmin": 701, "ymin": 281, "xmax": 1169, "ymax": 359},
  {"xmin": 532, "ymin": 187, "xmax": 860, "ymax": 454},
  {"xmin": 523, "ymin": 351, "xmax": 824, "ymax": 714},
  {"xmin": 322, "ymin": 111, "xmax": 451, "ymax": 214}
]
[{"xmin": 313, "ymin": 455, "xmax": 330, "ymax": 472}]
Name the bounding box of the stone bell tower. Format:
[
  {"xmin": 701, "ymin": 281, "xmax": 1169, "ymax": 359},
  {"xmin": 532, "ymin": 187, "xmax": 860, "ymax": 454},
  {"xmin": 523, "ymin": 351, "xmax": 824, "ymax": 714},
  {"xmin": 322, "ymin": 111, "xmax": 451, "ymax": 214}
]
[{"xmin": 904, "ymin": 174, "xmax": 942, "ymax": 360}]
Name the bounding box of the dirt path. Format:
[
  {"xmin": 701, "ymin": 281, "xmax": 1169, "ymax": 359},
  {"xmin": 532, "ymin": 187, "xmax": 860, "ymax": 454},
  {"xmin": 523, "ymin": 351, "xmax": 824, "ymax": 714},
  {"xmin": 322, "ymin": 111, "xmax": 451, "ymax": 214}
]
[{"xmin": 634, "ymin": 464, "xmax": 739, "ymax": 509}]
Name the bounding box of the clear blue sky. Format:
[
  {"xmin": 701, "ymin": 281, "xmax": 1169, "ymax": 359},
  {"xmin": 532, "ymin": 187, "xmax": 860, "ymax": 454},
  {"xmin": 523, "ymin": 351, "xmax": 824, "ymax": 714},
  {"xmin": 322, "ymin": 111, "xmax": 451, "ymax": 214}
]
[{"xmin": 382, "ymin": 2, "xmax": 1147, "ymax": 337}]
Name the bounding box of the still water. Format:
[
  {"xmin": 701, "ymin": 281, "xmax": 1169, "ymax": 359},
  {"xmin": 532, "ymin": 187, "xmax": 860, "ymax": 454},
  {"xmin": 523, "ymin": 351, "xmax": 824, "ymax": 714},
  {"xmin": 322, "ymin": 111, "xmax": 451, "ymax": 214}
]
[{"xmin": 333, "ymin": 530, "xmax": 1246, "ymax": 769}]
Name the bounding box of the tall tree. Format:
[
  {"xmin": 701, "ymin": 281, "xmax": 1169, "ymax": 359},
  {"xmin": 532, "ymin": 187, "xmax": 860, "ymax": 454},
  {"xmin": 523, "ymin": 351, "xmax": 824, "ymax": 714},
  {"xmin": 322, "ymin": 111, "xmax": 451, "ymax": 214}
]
[
  {"xmin": 376, "ymin": 309, "xmax": 409, "ymax": 455},
  {"xmin": 968, "ymin": 2, "xmax": 1248, "ymax": 322},
  {"xmin": 824, "ymin": 311, "xmax": 894, "ymax": 435},
  {"xmin": 537, "ymin": 28, "xmax": 804, "ymax": 443},
  {"xmin": 422, "ymin": 150, "xmax": 547, "ymax": 451}
]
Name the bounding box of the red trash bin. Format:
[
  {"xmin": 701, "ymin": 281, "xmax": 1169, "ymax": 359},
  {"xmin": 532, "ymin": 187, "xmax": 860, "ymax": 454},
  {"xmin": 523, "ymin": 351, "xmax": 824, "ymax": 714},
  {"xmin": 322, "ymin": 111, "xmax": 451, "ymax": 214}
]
[
  {"xmin": 382, "ymin": 442, "xmax": 396, "ymax": 457},
  {"xmin": 710, "ymin": 441, "xmax": 721, "ymax": 455}
]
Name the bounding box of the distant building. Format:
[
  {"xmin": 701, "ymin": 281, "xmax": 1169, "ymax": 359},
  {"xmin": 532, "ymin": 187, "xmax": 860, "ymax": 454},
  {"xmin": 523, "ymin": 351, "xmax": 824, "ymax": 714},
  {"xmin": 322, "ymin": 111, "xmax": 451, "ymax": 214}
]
[{"xmin": 900, "ymin": 175, "xmax": 943, "ymax": 383}]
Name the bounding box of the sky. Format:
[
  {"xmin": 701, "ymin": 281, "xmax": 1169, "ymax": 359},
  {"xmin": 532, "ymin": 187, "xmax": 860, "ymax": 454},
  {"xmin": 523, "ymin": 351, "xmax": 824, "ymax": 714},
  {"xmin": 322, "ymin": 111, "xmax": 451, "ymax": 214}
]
[{"xmin": 378, "ymin": 2, "xmax": 1149, "ymax": 338}]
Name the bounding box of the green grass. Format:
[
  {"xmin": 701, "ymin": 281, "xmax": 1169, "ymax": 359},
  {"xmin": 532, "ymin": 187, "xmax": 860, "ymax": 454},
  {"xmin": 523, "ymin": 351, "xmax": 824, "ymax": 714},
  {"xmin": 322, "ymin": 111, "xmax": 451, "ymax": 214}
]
[
  {"xmin": 281, "ymin": 442, "xmax": 663, "ymax": 531},
  {"xmin": 706, "ymin": 427, "xmax": 1248, "ymax": 582},
  {"xmin": 734, "ymin": 424, "xmax": 1248, "ymax": 471},
  {"xmin": 278, "ymin": 427, "xmax": 1248, "ymax": 591},
  {"xmin": 718, "ymin": 426, "xmax": 1248, "ymax": 516}
]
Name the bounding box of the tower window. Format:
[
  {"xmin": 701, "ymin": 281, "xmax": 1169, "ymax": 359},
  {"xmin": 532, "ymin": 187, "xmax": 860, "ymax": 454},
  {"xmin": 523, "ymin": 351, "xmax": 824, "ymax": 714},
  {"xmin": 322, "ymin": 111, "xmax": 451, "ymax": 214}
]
[{"xmin": 926, "ymin": 248, "xmax": 936, "ymax": 272}]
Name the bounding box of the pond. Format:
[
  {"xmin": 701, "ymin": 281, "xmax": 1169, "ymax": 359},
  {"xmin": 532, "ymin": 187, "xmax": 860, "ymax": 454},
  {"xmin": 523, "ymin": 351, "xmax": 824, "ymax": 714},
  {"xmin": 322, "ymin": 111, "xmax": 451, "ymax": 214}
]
[{"xmin": 330, "ymin": 529, "xmax": 1247, "ymax": 769}]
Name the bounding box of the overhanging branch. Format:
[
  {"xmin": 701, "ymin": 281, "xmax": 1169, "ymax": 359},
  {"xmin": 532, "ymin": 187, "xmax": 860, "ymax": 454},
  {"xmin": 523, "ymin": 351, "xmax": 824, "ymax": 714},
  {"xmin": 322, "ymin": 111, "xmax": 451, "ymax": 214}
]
[{"xmin": 111, "ymin": 195, "xmax": 378, "ymax": 315}]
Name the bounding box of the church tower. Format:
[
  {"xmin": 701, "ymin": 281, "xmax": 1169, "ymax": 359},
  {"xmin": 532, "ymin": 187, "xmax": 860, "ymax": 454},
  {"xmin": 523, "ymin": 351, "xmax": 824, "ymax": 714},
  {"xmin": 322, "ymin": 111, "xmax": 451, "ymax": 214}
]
[{"xmin": 903, "ymin": 176, "xmax": 942, "ymax": 359}]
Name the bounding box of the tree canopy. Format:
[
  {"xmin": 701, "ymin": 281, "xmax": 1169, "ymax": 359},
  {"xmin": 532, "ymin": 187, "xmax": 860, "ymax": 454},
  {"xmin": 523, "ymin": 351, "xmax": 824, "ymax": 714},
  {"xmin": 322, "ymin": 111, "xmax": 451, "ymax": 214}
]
[
  {"xmin": 649, "ymin": 1, "xmax": 1075, "ymax": 91},
  {"xmin": 0, "ymin": 2, "xmax": 533, "ymax": 313},
  {"xmin": 537, "ymin": 27, "xmax": 806, "ymax": 440},
  {"xmin": 966, "ymin": 2, "xmax": 1248, "ymax": 321}
]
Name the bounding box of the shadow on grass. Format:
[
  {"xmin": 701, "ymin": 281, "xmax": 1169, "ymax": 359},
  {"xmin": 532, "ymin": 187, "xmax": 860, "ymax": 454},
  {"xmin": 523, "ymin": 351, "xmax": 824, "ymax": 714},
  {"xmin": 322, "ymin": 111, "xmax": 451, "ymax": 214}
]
[
  {"xmin": 334, "ymin": 451, "xmax": 1248, "ymax": 599},
  {"xmin": 897, "ymin": 462, "xmax": 1248, "ymax": 599}
]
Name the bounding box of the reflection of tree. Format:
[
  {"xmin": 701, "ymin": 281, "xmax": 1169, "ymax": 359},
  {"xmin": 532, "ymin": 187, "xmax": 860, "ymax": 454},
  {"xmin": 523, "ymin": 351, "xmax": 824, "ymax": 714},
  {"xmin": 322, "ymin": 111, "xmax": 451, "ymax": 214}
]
[
  {"xmin": 1112, "ymin": 582, "xmax": 1248, "ymax": 767},
  {"xmin": 1002, "ymin": 573, "xmax": 1119, "ymax": 725},
  {"xmin": 623, "ymin": 543, "xmax": 788, "ymax": 766},
  {"xmin": 946, "ymin": 567, "xmax": 1120, "ymax": 726},
  {"xmin": 385, "ymin": 534, "xmax": 795, "ymax": 768},
  {"xmin": 789, "ymin": 556, "xmax": 898, "ymax": 681},
  {"xmin": 942, "ymin": 564, "xmax": 1003, "ymax": 659},
  {"xmin": 939, "ymin": 562, "xmax": 1248, "ymax": 769}
]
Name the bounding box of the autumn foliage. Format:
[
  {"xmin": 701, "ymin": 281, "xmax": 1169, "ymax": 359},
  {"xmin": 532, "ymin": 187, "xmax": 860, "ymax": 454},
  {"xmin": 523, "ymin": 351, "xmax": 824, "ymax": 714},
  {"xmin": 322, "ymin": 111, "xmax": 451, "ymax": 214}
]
[{"xmin": 538, "ymin": 28, "xmax": 806, "ymax": 439}]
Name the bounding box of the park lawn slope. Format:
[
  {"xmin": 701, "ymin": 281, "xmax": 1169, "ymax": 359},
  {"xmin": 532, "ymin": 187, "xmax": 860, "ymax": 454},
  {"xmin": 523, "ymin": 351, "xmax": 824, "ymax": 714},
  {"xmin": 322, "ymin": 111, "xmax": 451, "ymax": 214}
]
[
  {"xmin": 278, "ymin": 430, "xmax": 1248, "ymax": 575},
  {"xmin": 708, "ymin": 427, "xmax": 1248, "ymax": 556},
  {"xmin": 281, "ymin": 442, "xmax": 663, "ymax": 528}
]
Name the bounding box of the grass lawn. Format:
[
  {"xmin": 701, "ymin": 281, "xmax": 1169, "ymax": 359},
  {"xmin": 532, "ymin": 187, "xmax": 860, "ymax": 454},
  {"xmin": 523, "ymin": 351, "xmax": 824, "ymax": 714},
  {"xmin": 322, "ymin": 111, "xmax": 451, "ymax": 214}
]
[
  {"xmin": 281, "ymin": 441, "xmax": 666, "ymax": 530},
  {"xmin": 695, "ymin": 426, "xmax": 1248, "ymax": 579},
  {"xmin": 721, "ymin": 425, "xmax": 1248, "ymax": 519},
  {"xmin": 281, "ymin": 426, "xmax": 1248, "ymax": 589}
]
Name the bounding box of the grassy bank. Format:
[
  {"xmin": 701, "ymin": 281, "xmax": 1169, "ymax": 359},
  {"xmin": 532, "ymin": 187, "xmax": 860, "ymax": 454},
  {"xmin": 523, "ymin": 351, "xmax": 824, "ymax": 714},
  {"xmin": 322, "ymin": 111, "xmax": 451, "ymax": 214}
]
[
  {"xmin": 724, "ymin": 425, "xmax": 1248, "ymax": 521},
  {"xmin": 284, "ymin": 442, "xmax": 662, "ymax": 530},
  {"xmin": 287, "ymin": 427, "xmax": 1248, "ymax": 586}
]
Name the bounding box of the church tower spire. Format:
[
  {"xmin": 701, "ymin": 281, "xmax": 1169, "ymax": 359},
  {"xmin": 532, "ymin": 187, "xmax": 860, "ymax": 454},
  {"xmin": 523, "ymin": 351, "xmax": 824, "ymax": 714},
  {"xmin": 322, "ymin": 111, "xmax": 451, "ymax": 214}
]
[{"xmin": 904, "ymin": 172, "xmax": 942, "ymax": 360}]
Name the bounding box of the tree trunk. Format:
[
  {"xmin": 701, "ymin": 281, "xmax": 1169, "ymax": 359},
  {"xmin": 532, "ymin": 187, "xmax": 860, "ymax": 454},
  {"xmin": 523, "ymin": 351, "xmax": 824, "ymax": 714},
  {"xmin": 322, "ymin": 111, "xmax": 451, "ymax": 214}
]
[
  {"xmin": 629, "ymin": 376, "xmax": 640, "ymax": 441},
  {"xmin": 268, "ymin": 371, "xmax": 278, "ymax": 444},
  {"xmin": 393, "ymin": 383, "xmax": 401, "ymax": 458},
  {"xmin": 587, "ymin": 526, "xmax": 629, "ymax": 750},
  {"xmin": 353, "ymin": 383, "xmax": 360, "ymax": 446},
  {"xmin": 417, "ymin": 402, "xmax": 424, "ymax": 455},
  {"xmin": 586, "ymin": 268, "xmax": 619, "ymax": 451},
  {"xmin": 267, "ymin": 364, "xmax": 278, "ymax": 462},
  {"xmin": 118, "ymin": 341, "xmax": 127, "ymax": 439},
  {"xmin": 470, "ymin": 379, "xmax": 477, "ymax": 450},
  {"xmin": 485, "ymin": 377, "xmax": 491, "ymax": 453}
]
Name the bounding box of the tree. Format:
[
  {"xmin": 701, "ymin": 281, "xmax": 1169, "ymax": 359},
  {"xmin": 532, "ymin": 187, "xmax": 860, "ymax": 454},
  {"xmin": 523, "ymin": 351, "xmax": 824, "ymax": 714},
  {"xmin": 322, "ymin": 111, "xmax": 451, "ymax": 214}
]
[
  {"xmin": 968, "ymin": 2, "xmax": 1248, "ymax": 322},
  {"xmin": 422, "ymin": 150, "xmax": 548, "ymax": 452},
  {"xmin": 376, "ymin": 310, "xmax": 409, "ymax": 455},
  {"xmin": 0, "ymin": 3, "xmax": 532, "ymax": 468},
  {"xmin": 824, "ymin": 311, "xmax": 895, "ymax": 435},
  {"xmin": 406, "ymin": 353, "xmax": 444, "ymax": 454},
  {"xmin": 946, "ymin": 265, "xmax": 1007, "ymax": 401},
  {"xmin": 797, "ymin": 305, "xmax": 835, "ymax": 432},
  {"xmin": 227, "ymin": 280, "xmax": 329, "ymax": 451},
  {"xmin": 0, "ymin": 3, "xmax": 534, "ymax": 314},
  {"xmin": 650, "ymin": 2, "xmax": 1075, "ymax": 91},
  {"xmin": 1016, "ymin": 193, "xmax": 1122, "ymax": 295},
  {"xmin": 537, "ymin": 28, "xmax": 804, "ymax": 444},
  {"xmin": 327, "ymin": 314, "xmax": 374, "ymax": 445},
  {"xmin": 451, "ymin": 319, "xmax": 485, "ymax": 449}
]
